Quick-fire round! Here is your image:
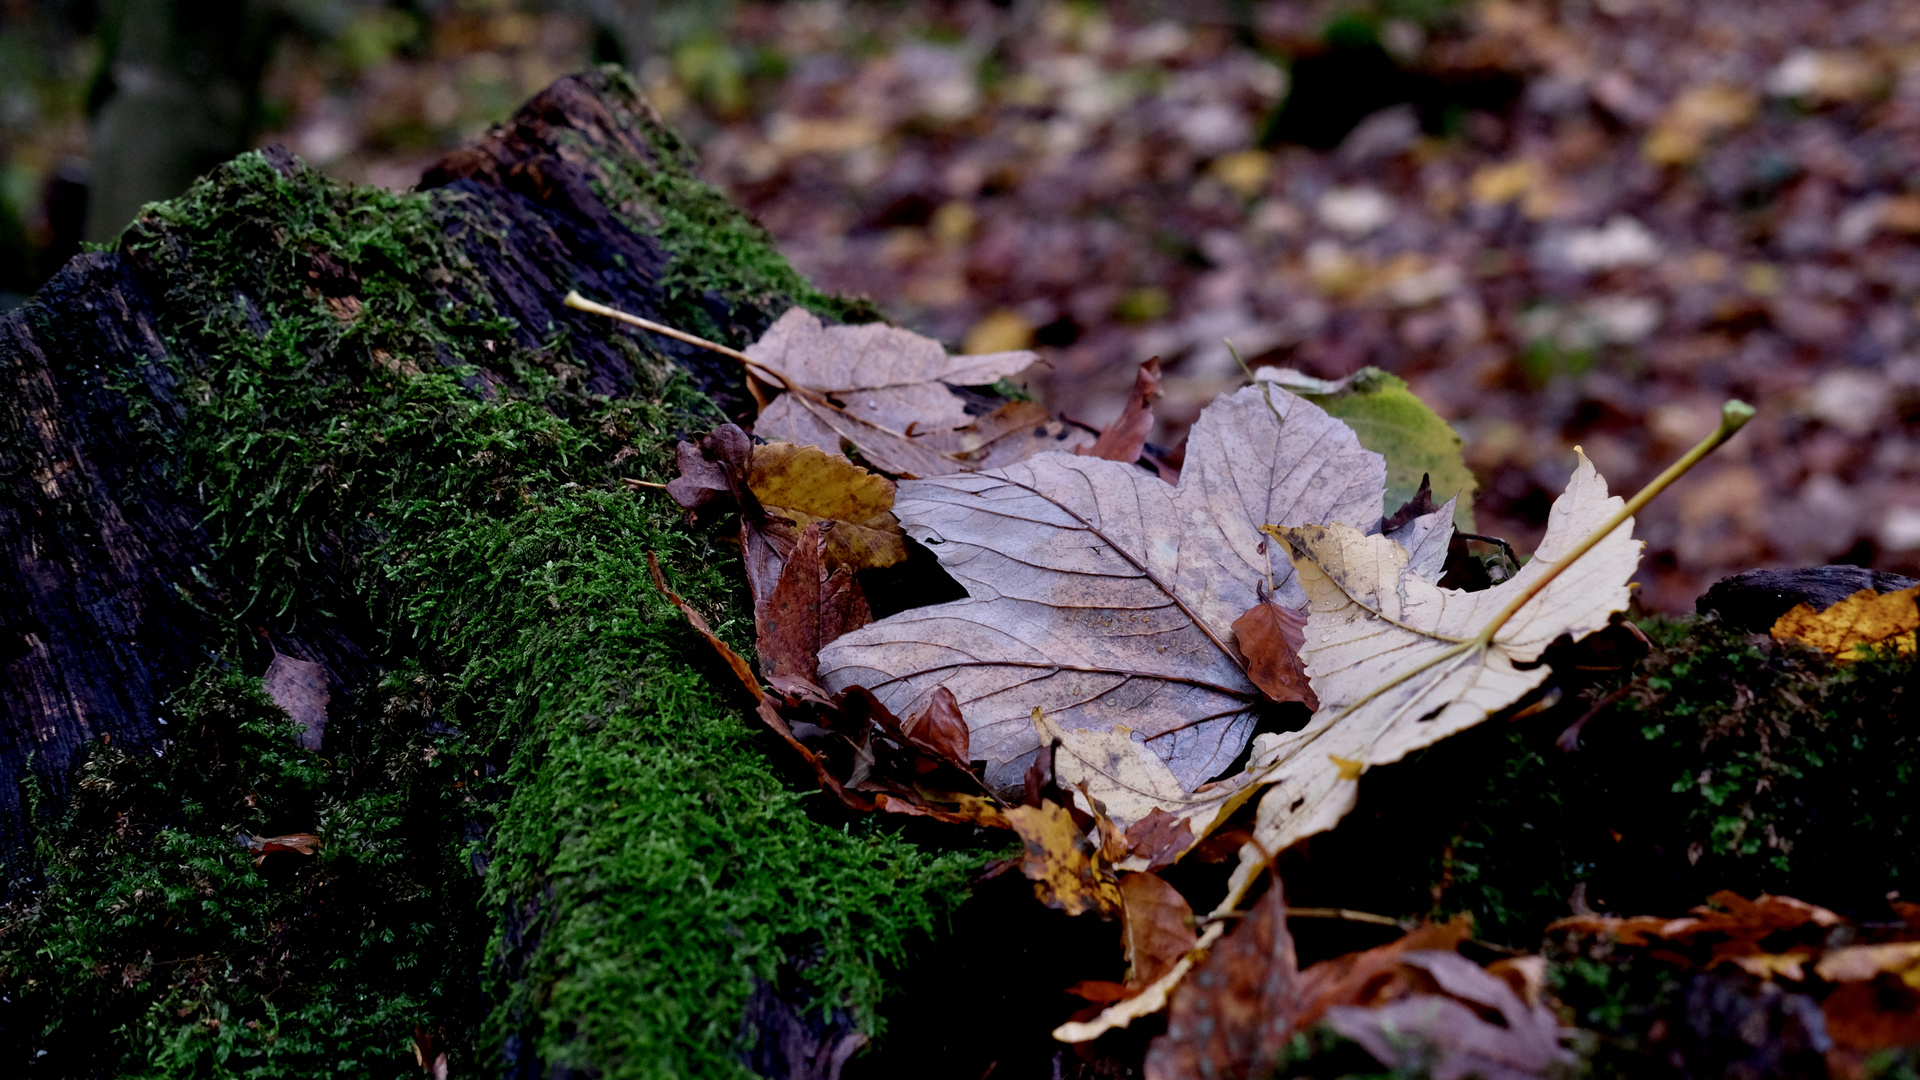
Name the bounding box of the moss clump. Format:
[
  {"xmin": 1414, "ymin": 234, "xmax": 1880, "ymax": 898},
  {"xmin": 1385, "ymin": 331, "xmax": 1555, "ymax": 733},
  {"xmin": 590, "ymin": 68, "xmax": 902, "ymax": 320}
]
[
  {"xmin": 0, "ymin": 668, "xmax": 486, "ymax": 1076},
  {"xmin": 1, "ymin": 105, "xmax": 974, "ymax": 1077}
]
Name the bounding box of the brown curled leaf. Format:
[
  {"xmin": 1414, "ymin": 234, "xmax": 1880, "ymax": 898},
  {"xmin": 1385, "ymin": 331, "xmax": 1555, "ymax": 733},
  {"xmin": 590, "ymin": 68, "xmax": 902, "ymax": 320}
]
[{"xmin": 1076, "ymin": 357, "xmax": 1163, "ymax": 464}]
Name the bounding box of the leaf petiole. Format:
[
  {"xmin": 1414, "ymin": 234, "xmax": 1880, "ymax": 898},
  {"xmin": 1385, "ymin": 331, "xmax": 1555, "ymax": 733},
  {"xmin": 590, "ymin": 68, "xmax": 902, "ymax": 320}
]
[{"xmin": 1469, "ymin": 400, "xmax": 1754, "ymax": 650}]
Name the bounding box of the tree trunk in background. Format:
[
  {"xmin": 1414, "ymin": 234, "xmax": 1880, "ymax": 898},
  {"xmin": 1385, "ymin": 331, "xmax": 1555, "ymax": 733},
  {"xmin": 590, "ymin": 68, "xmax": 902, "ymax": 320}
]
[{"xmin": 85, "ymin": 0, "xmax": 281, "ymax": 242}]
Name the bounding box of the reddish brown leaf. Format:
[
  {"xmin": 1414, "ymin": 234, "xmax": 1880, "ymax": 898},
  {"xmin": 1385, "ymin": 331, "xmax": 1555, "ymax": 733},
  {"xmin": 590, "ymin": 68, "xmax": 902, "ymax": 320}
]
[
  {"xmin": 818, "ymin": 564, "xmax": 873, "ymax": 647},
  {"xmin": 898, "ymin": 686, "xmax": 969, "ymax": 769},
  {"xmin": 759, "ymin": 521, "xmax": 830, "ymax": 694},
  {"xmin": 1022, "ymin": 742, "xmax": 1054, "ymax": 808},
  {"xmin": 1145, "ymin": 880, "xmax": 1301, "ymax": 1080},
  {"xmin": 1121, "ymin": 872, "xmax": 1198, "ymax": 989},
  {"xmin": 1124, "ymin": 808, "xmax": 1196, "ymax": 872},
  {"xmin": 1230, "ymin": 597, "xmax": 1319, "ymax": 710},
  {"xmin": 648, "ymin": 552, "xmax": 763, "ymax": 702},
  {"xmin": 239, "ymin": 832, "xmax": 321, "ymax": 866},
  {"xmin": 1075, "ymin": 357, "xmax": 1162, "ymax": 464},
  {"xmin": 1294, "ymin": 915, "xmax": 1475, "ymax": 1026},
  {"xmin": 1380, "ymin": 472, "xmax": 1437, "ymax": 533}
]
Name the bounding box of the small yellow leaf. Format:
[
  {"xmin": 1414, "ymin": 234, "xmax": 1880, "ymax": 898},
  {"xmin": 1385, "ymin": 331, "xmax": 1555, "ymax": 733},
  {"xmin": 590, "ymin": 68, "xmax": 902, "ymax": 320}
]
[
  {"xmin": 1210, "ymin": 149, "xmax": 1272, "ymax": 199},
  {"xmin": 1770, "ymin": 585, "xmax": 1920, "ymax": 660},
  {"xmin": 963, "ymin": 309, "xmax": 1035, "ymax": 355},
  {"xmin": 1004, "ymin": 801, "xmax": 1123, "ymax": 917},
  {"xmin": 1329, "ymin": 755, "xmax": 1365, "ymax": 781},
  {"xmin": 748, "ymin": 442, "xmax": 908, "ymax": 570}
]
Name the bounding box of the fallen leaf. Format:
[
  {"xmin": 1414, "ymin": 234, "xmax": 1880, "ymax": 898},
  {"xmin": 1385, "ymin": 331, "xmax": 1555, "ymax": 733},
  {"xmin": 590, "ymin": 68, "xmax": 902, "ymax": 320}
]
[
  {"xmin": 747, "ymin": 307, "xmax": 1063, "ymax": 476},
  {"xmin": 757, "ymin": 522, "xmax": 872, "ymax": 695},
  {"xmin": 1123, "ymin": 808, "xmax": 1196, "ymax": 872},
  {"xmin": 1005, "ymin": 800, "xmax": 1122, "ymax": 917},
  {"xmin": 1324, "ymin": 951, "xmax": 1575, "ymax": 1080},
  {"xmin": 1770, "ymin": 584, "xmax": 1920, "ymax": 659},
  {"xmin": 819, "ymin": 383, "xmax": 1395, "ymax": 793},
  {"xmin": 1814, "ymin": 943, "xmax": 1920, "ymax": 988},
  {"xmin": 1221, "ymin": 450, "xmax": 1635, "ymax": 903},
  {"xmin": 665, "ymin": 423, "xmax": 752, "ymax": 516},
  {"xmin": 239, "ymin": 832, "xmax": 321, "ymax": 866},
  {"xmin": 895, "ymin": 684, "xmax": 970, "ymax": 769},
  {"xmin": 1036, "ymin": 709, "xmax": 1257, "ymax": 862},
  {"xmin": 1076, "ymin": 357, "xmax": 1163, "ymax": 463},
  {"xmin": 748, "ymin": 442, "xmax": 908, "ymax": 571},
  {"xmin": 263, "ymin": 652, "xmax": 329, "ymax": 751},
  {"xmin": 1550, "ymin": 891, "xmax": 1846, "ymax": 973},
  {"xmin": 1120, "ymin": 872, "xmax": 1197, "ymax": 989},
  {"xmin": 1381, "ymin": 473, "xmax": 1438, "ymax": 534},
  {"xmin": 1143, "ymin": 879, "xmax": 1300, "ymax": 1080},
  {"xmin": 667, "ymin": 427, "xmax": 897, "ymax": 635},
  {"xmin": 1643, "ymin": 84, "xmax": 1757, "ymax": 166},
  {"xmin": 1231, "ymin": 596, "xmax": 1318, "ymax": 710},
  {"xmin": 1260, "ymin": 366, "xmax": 1477, "ymax": 530},
  {"xmin": 1293, "ymin": 915, "xmax": 1476, "ymax": 1025}
]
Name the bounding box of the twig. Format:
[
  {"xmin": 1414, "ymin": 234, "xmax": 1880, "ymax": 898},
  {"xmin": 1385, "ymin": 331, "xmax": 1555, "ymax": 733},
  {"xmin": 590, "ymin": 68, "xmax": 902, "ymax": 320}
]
[{"xmin": 622, "ymin": 478, "xmax": 668, "ymax": 491}]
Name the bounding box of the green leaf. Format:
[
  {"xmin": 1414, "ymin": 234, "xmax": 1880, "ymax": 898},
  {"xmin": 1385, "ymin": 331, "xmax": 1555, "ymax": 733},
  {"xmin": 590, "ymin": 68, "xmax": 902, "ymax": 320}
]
[{"xmin": 1263, "ymin": 367, "xmax": 1476, "ymax": 530}]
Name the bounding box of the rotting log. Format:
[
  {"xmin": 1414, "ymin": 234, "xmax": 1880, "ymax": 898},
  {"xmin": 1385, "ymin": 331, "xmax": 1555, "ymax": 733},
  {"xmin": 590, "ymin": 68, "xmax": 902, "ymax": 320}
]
[{"xmin": 0, "ymin": 68, "xmax": 973, "ymax": 1078}]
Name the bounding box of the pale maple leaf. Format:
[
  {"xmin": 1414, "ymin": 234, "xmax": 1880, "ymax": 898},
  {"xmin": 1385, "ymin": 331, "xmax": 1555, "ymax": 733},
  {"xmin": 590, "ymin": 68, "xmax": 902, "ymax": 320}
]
[{"xmin": 817, "ymin": 384, "xmax": 1449, "ymax": 792}]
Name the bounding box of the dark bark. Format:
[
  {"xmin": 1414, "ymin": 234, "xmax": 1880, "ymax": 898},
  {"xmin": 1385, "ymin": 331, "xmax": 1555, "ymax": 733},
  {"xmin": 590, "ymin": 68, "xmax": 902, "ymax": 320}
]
[{"xmin": 0, "ymin": 68, "xmax": 775, "ymax": 859}]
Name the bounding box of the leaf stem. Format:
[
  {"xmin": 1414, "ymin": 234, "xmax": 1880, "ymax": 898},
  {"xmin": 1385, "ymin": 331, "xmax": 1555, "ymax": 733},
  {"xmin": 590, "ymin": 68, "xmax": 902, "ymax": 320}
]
[
  {"xmin": 1470, "ymin": 400, "xmax": 1753, "ymax": 649},
  {"xmin": 565, "ymin": 290, "xmax": 778, "ymax": 380}
]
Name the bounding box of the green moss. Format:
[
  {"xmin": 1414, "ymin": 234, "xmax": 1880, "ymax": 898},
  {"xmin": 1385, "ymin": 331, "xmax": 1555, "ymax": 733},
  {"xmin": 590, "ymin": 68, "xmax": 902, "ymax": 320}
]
[
  {"xmin": 1296, "ymin": 613, "xmax": 1917, "ymax": 943},
  {"xmin": 1, "ymin": 107, "xmax": 973, "ymax": 1077}
]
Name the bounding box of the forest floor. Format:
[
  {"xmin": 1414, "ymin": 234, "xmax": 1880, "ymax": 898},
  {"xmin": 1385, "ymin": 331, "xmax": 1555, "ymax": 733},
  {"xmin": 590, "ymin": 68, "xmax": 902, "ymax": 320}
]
[{"xmin": 7, "ymin": 1, "xmax": 1920, "ymax": 604}]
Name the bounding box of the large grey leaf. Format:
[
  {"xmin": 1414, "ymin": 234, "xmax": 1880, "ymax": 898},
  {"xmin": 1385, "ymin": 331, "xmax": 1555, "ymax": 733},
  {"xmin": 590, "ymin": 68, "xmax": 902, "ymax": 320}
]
[{"xmin": 817, "ymin": 384, "xmax": 1388, "ymax": 790}]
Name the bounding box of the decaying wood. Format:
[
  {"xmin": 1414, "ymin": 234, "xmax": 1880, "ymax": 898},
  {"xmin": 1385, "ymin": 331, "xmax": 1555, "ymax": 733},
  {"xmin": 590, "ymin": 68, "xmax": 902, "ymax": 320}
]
[{"xmin": 0, "ymin": 70, "xmax": 772, "ymax": 859}]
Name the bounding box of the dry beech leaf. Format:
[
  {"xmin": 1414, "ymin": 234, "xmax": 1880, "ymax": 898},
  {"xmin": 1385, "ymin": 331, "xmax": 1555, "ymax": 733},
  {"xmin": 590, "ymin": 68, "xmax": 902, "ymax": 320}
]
[
  {"xmin": 1770, "ymin": 584, "xmax": 1920, "ymax": 659},
  {"xmin": 1124, "ymin": 808, "xmax": 1195, "ymax": 872},
  {"xmin": 748, "ymin": 442, "xmax": 908, "ymax": 571},
  {"xmin": 1120, "ymin": 872, "xmax": 1198, "ymax": 989},
  {"xmin": 820, "ymin": 383, "xmax": 1412, "ymax": 794},
  {"xmin": 1004, "ymin": 800, "xmax": 1122, "ymax": 917},
  {"xmin": 1231, "ymin": 598, "xmax": 1318, "ymax": 710},
  {"xmin": 1076, "ymin": 357, "xmax": 1163, "ymax": 463},
  {"xmin": 263, "ymin": 653, "xmax": 329, "ymax": 751},
  {"xmin": 1214, "ymin": 451, "xmax": 1637, "ymax": 911},
  {"xmin": 747, "ymin": 307, "xmax": 1067, "ymax": 476}
]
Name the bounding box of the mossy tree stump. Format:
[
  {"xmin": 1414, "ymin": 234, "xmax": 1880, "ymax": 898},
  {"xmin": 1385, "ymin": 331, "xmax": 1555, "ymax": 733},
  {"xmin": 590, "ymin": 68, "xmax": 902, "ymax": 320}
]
[{"xmin": 0, "ymin": 69, "xmax": 974, "ymax": 1079}]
